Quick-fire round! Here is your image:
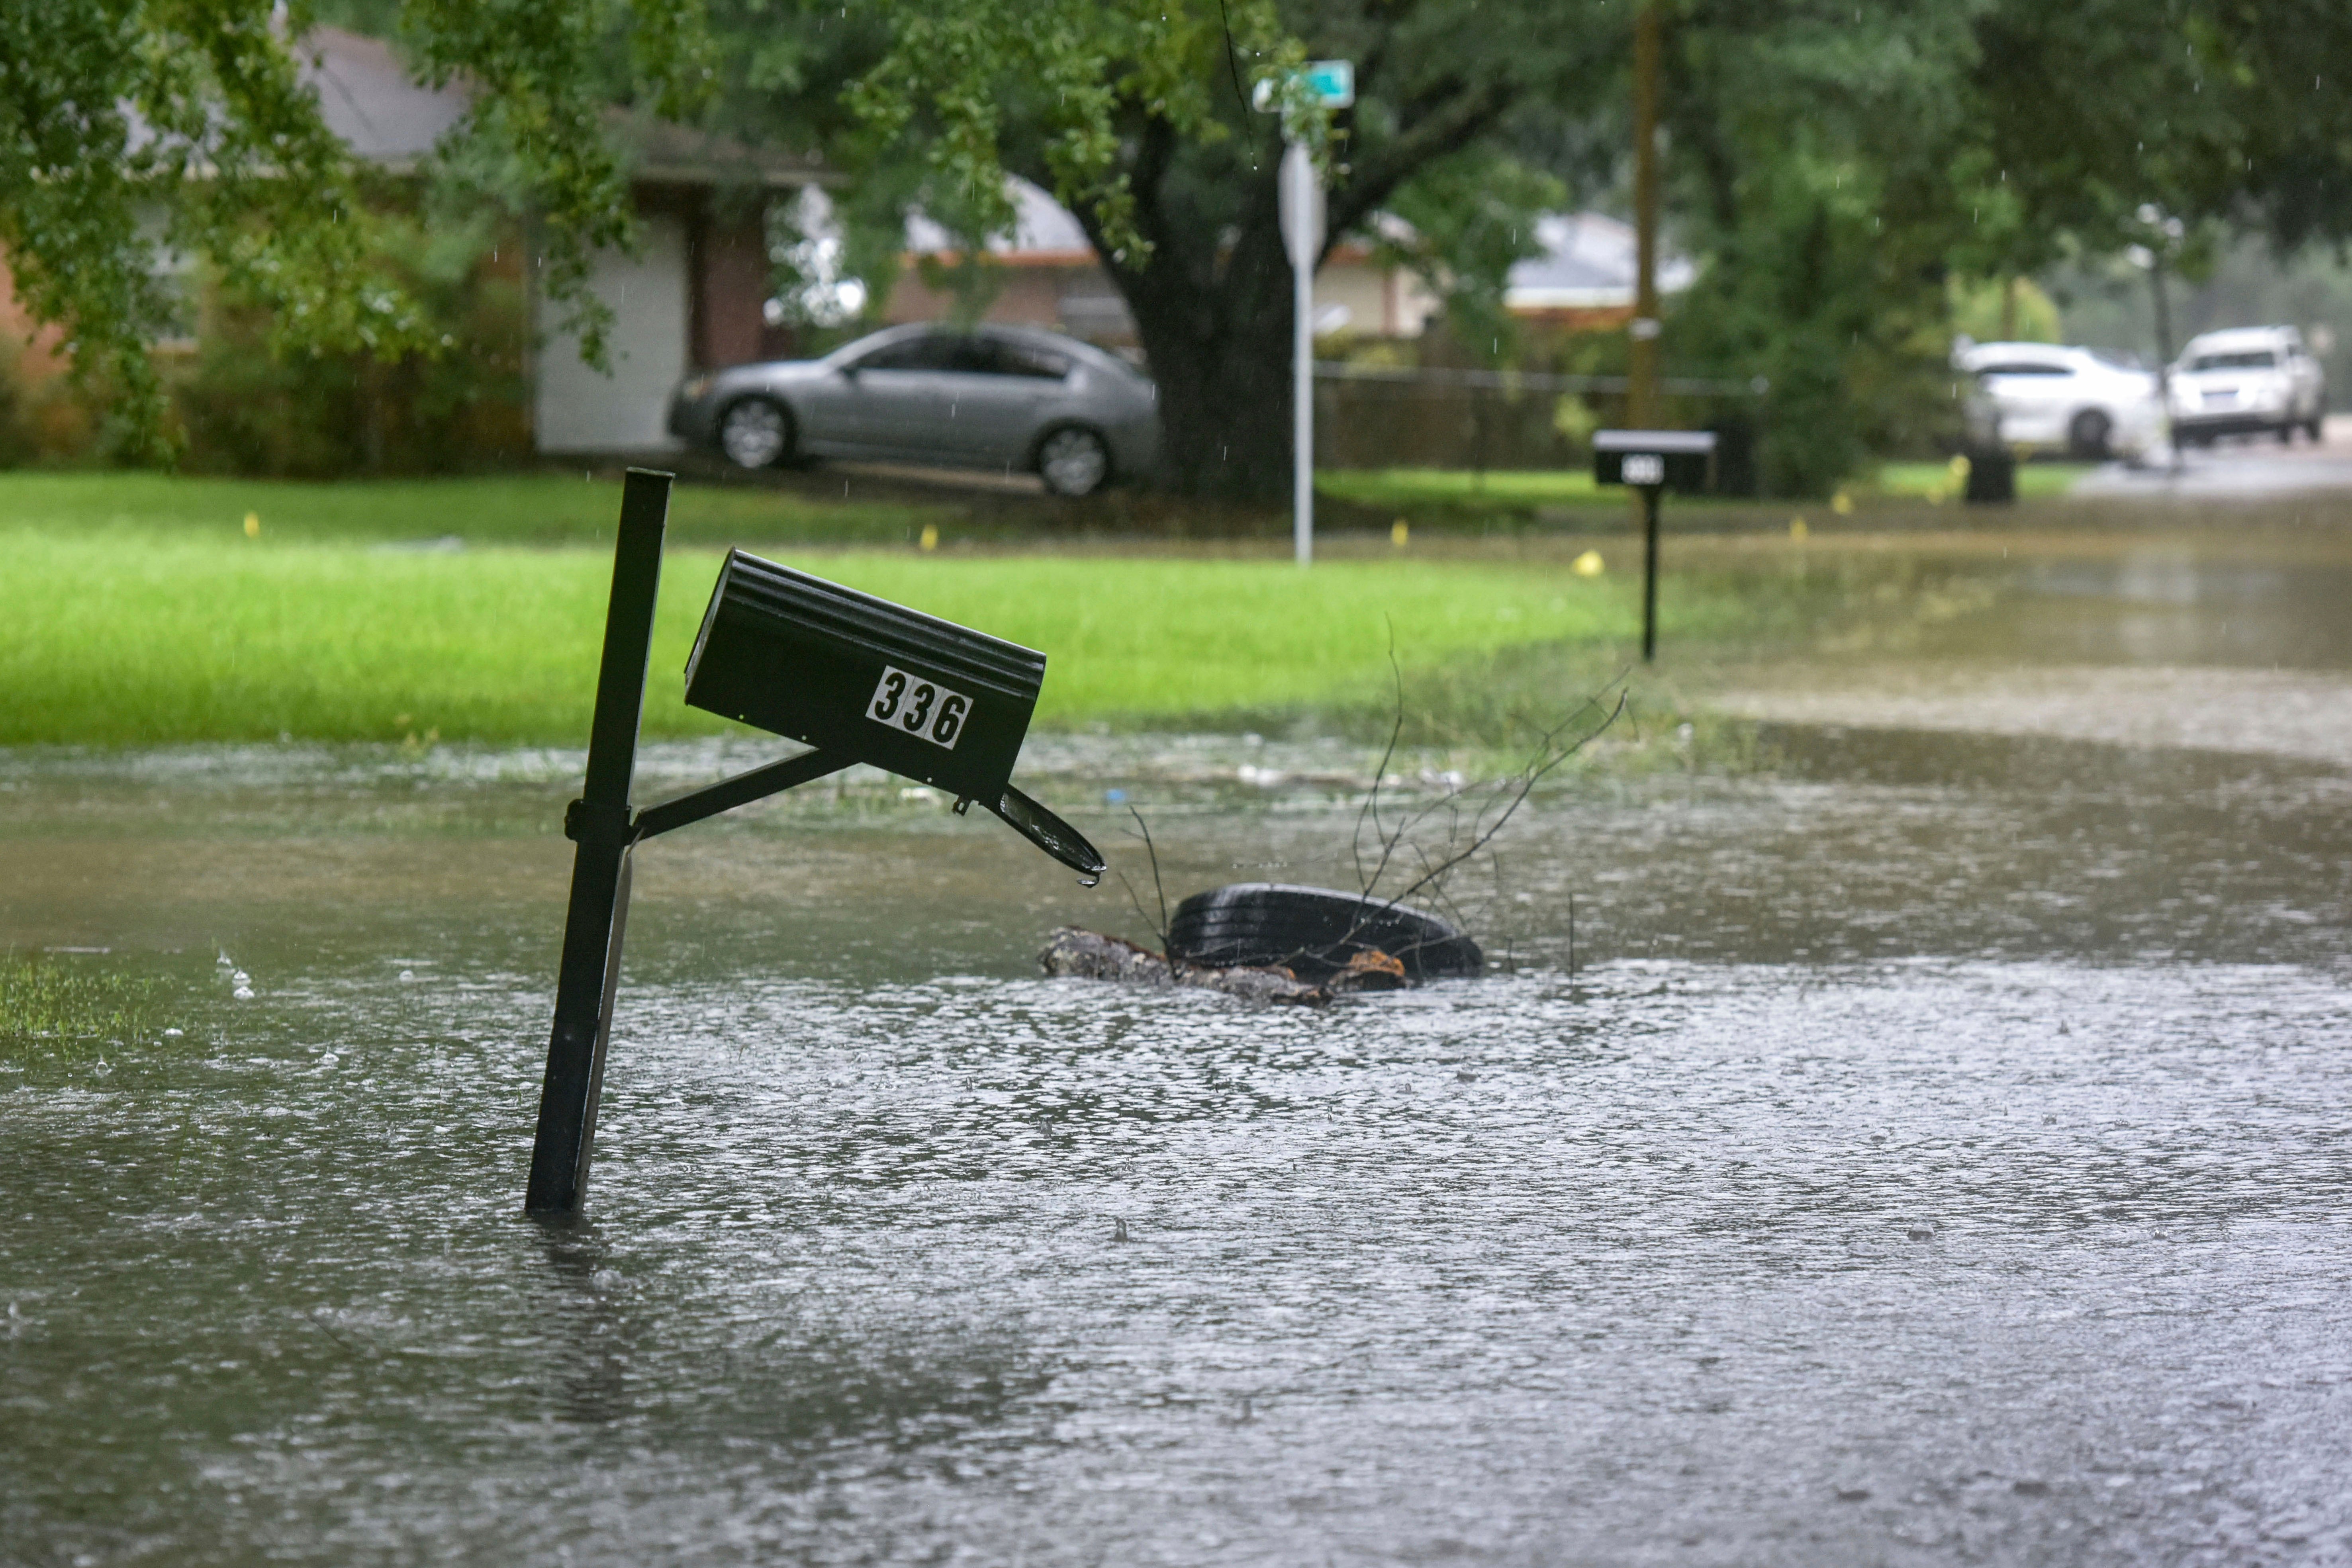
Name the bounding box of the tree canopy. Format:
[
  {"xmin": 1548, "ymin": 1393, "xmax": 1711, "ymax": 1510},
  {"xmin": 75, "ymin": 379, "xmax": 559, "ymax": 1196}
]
[
  {"xmin": 0, "ymin": 0, "xmax": 703, "ymax": 456},
  {"xmin": 8, "ymin": 0, "xmax": 2351, "ymax": 487}
]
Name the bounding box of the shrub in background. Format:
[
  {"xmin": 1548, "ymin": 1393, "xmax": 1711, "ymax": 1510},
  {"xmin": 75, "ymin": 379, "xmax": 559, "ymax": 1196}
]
[{"xmin": 170, "ymin": 201, "xmax": 529, "ymax": 477}]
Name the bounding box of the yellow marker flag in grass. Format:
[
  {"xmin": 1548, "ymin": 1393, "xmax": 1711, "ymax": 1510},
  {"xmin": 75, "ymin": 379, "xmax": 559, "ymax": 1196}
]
[
  {"xmin": 244, "ymin": 512, "xmax": 260, "ymax": 538},
  {"xmin": 1572, "ymin": 549, "xmax": 1605, "ymax": 577}
]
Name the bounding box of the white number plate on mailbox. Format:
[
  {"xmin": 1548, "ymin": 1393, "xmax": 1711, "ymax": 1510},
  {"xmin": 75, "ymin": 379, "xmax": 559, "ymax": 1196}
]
[
  {"xmin": 867, "ymin": 665, "xmax": 971, "ymax": 750},
  {"xmin": 1621, "ymin": 453, "xmax": 1665, "ymax": 485}
]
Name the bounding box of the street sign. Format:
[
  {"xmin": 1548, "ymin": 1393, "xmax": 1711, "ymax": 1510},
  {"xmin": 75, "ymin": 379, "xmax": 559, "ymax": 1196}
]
[
  {"xmin": 1302, "ymin": 60, "xmax": 1355, "ymax": 107},
  {"xmin": 525, "ymin": 480, "xmax": 1104, "ymax": 1220},
  {"xmin": 1255, "ymin": 58, "xmax": 1351, "ymax": 570},
  {"xmin": 1252, "ymin": 59, "xmax": 1356, "ymax": 111},
  {"xmin": 1590, "ymin": 431, "xmax": 1719, "ymax": 663}
]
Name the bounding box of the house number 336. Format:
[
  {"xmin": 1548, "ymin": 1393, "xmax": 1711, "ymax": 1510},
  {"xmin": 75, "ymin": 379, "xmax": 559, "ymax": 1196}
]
[{"xmin": 867, "ymin": 665, "xmax": 970, "ymax": 750}]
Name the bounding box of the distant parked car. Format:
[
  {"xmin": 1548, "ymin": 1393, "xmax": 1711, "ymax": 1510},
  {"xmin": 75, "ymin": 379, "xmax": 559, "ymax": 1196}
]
[
  {"xmin": 668, "ymin": 323, "xmax": 1160, "ymax": 496},
  {"xmin": 1953, "ymin": 341, "xmax": 2162, "ymax": 460},
  {"xmin": 2167, "ymin": 325, "xmax": 2328, "ymax": 446}
]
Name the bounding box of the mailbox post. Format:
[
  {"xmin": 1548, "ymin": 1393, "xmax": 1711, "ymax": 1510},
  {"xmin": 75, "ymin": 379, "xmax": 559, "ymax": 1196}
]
[
  {"xmin": 525, "ymin": 470, "xmax": 1104, "ymax": 1220},
  {"xmin": 1592, "ymin": 429, "xmax": 1716, "ymax": 662}
]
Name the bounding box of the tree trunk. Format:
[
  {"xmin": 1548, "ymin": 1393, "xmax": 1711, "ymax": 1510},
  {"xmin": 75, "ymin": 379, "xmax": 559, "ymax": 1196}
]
[{"xmin": 1113, "ymin": 217, "xmax": 1298, "ymax": 502}]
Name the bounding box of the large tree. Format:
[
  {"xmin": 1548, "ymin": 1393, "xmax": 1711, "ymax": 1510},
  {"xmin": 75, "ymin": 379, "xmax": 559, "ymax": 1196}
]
[
  {"xmin": 819, "ymin": 0, "xmax": 1617, "ymax": 500},
  {"xmin": 0, "ymin": 0, "xmax": 706, "ymax": 456},
  {"xmin": 834, "ymin": 0, "xmax": 2352, "ymax": 498}
]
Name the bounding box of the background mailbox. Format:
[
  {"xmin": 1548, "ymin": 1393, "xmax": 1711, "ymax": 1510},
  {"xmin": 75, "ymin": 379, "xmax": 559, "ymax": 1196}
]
[
  {"xmin": 1593, "ymin": 429, "xmax": 1718, "ymax": 492},
  {"xmin": 685, "ymin": 549, "xmax": 1044, "ymax": 805}
]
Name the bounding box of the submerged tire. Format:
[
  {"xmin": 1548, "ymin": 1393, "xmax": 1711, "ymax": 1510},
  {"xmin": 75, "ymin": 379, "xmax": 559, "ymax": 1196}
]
[{"xmin": 1166, "ymin": 883, "xmax": 1483, "ymax": 984}]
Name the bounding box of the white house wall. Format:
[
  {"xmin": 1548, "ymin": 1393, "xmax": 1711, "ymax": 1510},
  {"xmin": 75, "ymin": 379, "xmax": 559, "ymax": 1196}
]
[{"xmin": 534, "ymin": 213, "xmax": 689, "ymax": 454}]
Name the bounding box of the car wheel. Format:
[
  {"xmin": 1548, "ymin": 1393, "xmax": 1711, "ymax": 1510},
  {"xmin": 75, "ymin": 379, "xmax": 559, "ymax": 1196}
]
[
  {"xmin": 2276, "ymin": 421, "xmax": 2296, "ymax": 445},
  {"xmin": 2066, "ymin": 408, "xmax": 2113, "ymax": 460},
  {"xmin": 1036, "ymin": 426, "xmax": 1111, "ymax": 497},
  {"xmin": 718, "ymin": 397, "xmax": 794, "ymax": 470},
  {"xmin": 2309, "ymin": 416, "xmax": 2327, "ymax": 442}
]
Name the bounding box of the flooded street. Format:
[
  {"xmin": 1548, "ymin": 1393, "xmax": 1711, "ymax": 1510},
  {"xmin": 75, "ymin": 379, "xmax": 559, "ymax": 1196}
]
[{"xmin": 6, "ymin": 527, "xmax": 2352, "ymax": 1566}]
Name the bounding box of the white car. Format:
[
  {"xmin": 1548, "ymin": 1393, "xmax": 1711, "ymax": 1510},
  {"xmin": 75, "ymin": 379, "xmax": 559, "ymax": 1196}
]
[
  {"xmin": 1954, "ymin": 341, "xmax": 2163, "ymax": 459},
  {"xmin": 2168, "ymin": 325, "xmax": 2328, "ymax": 446}
]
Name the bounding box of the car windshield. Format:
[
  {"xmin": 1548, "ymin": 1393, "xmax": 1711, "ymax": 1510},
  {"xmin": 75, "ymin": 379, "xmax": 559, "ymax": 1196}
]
[
  {"xmin": 1979, "ymin": 361, "xmax": 2070, "ymax": 376},
  {"xmin": 2187, "ymin": 349, "xmax": 2279, "ymax": 372}
]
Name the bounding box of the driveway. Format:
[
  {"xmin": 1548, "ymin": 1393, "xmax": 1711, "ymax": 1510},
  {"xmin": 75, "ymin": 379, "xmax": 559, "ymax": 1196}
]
[{"xmin": 2073, "ymin": 413, "xmax": 2352, "ymax": 497}]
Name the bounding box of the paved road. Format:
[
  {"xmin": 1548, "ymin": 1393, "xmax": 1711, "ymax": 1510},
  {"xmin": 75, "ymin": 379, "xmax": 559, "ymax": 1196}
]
[{"xmin": 2074, "ymin": 412, "xmax": 2352, "ymax": 497}]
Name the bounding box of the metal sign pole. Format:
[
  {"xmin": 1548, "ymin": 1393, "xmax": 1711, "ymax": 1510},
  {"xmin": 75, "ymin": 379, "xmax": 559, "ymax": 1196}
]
[
  {"xmin": 1281, "ymin": 141, "xmax": 1320, "ymax": 568},
  {"xmin": 526, "ymin": 468, "xmax": 671, "ymax": 1219},
  {"xmin": 1640, "ymin": 483, "xmax": 1662, "ymax": 663}
]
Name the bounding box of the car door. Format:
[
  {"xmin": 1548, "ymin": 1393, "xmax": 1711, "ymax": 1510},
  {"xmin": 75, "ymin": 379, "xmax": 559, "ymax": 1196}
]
[
  {"xmin": 1977, "ymin": 358, "xmax": 2071, "ymax": 444},
  {"xmin": 941, "ymin": 336, "xmax": 1075, "ymax": 465},
  {"xmin": 808, "ymin": 333, "xmax": 958, "ymax": 456}
]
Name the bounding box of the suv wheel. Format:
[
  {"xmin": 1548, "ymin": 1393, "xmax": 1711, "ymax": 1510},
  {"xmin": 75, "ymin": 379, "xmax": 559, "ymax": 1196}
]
[
  {"xmin": 719, "ymin": 397, "xmax": 793, "ymax": 470},
  {"xmin": 2066, "ymin": 408, "xmax": 2113, "ymax": 460}
]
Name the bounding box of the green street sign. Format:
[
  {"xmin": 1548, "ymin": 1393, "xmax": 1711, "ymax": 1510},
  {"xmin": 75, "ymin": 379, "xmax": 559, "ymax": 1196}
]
[
  {"xmin": 1253, "ymin": 59, "xmax": 1355, "ymax": 112},
  {"xmin": 1301, "ymin": 60, "xmax": 1354, "ymax": 107}
]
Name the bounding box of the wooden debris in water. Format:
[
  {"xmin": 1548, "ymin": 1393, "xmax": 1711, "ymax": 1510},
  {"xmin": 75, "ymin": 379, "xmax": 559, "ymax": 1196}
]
[{"xmin": 1037, "ymin": 927, "xmax": 1406, "ymax": 1006}]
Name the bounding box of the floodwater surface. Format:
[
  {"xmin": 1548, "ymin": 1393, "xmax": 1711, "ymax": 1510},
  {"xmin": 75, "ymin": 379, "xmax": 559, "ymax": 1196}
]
[{"xmin": 5, "ymin": 716, "xmax": 2349, "ymax": 1566}]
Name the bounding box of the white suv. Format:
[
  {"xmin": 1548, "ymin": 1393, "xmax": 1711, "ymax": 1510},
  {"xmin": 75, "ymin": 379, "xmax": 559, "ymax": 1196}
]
[
  {"xmin": 2168, "ymin": 326, "xmax": 2327, "ymax": 445},
  {"xmin": 1954, "ymin": 341, "xmax": 2162, "ymax": 459}
]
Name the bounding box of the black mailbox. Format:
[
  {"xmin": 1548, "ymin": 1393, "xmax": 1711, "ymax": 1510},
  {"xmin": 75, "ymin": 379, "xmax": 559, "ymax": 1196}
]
[
  {"xmin": 685, "ymin": 549, "xmax": 1038, "ymax": 805},
  {"xmin": 525, "ymin": 474, "xmax": 1105, "ymax": 1221},
  {"xmin": 1593, "ymin": 429, "xmax": 1718, "ymax": 492},
  {"xmin": 1590, "ymin": 431, "xmax": 1718, "ymax": 664}
]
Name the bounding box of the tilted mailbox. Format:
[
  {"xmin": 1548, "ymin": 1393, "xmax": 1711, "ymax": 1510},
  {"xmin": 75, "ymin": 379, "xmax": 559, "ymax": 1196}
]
[
  {"xmin": 526, "ymin": 471, "xmax": 1103, "ymax": 1219},
  {"xmin": 685, "ymin": 550, "xmax": 1038, "ymax": 808},
  {"xmin": 1592, "ymin": 429, "xmax": 1718, "ymax": 662}
]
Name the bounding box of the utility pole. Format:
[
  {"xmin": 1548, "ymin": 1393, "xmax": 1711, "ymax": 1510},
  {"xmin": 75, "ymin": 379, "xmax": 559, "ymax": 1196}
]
[{"xmin": 1628, "ymin": 2, "xmax": 1663, "ymax": 431}]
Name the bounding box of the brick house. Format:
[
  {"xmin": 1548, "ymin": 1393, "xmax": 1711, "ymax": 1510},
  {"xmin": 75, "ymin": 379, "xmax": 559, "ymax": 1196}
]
[{"xmin": 0, "ymin": 26, "xmax": 834, "ymax": 458}]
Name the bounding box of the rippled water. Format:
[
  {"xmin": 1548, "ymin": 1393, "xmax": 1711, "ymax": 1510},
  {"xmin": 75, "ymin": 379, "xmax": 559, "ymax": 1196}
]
[{"xmin": 5, "ymin": 729, "xmax": 2350, "ymax": 1565}]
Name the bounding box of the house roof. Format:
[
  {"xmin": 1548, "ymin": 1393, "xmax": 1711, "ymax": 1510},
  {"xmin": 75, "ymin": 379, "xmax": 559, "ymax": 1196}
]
[
  {"xmin": 903, "ymin": 177, "xmax": 1096, "ymax": 264},
  {"xmin": 296, "ymin": 25, "xmax": 834, "ymax": 187},
  {"xmin": 1505, "ymin": 212, "xmax": 1694, "ymax": 310},
  {"xmin": 298, "ymin": 27, "xmax": 470, "ymax": 168}
]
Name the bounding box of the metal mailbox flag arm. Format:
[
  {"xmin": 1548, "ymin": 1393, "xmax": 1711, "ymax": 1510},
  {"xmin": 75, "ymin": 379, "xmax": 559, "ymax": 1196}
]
[{"xmin": 526, "ymin": 472, "xmax": 1103, "ymax": 1220}]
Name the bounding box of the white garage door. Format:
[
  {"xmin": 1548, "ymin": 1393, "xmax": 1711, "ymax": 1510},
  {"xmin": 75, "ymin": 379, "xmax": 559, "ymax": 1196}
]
[{"xmin": 534, "ymin": 213, "xmax": 688, "ymax": 453}]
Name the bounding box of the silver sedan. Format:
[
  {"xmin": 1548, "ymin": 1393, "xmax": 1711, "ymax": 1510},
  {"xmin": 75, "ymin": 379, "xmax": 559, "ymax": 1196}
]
[{"xmin": 668, "ymin": 323, "xmax": 1161, "ymax": 496}]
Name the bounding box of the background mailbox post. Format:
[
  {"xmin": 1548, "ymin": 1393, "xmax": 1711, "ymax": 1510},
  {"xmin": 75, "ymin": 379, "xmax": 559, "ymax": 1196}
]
[
  {"xmin": 1592, "ymin": 429, "xmax": 1717, "ymax": 662},
  {"xmin": 525, "ymin": 470, "xmax": 1103, "ymax": 1220}
]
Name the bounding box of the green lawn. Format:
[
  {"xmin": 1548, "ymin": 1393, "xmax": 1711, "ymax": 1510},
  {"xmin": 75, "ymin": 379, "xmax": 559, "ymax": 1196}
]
[
  {"xmin": 0, "ymin": 472, "xmax": 1705, "ymax": 745},
  {"xmin": 1868, "ymin": 460, "xmax": 2089, "ymax": 500},
  {"xmin": 1323, "ymin": 460, "xmax": 2093, "ymax": 512},
  {"xmin": 0, "ymin": 469, "xmax": 949, "ymax": 547},
  {"xmin": 1318, "ymin": 468, "xmax": 1613, "ymax": 509}
]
